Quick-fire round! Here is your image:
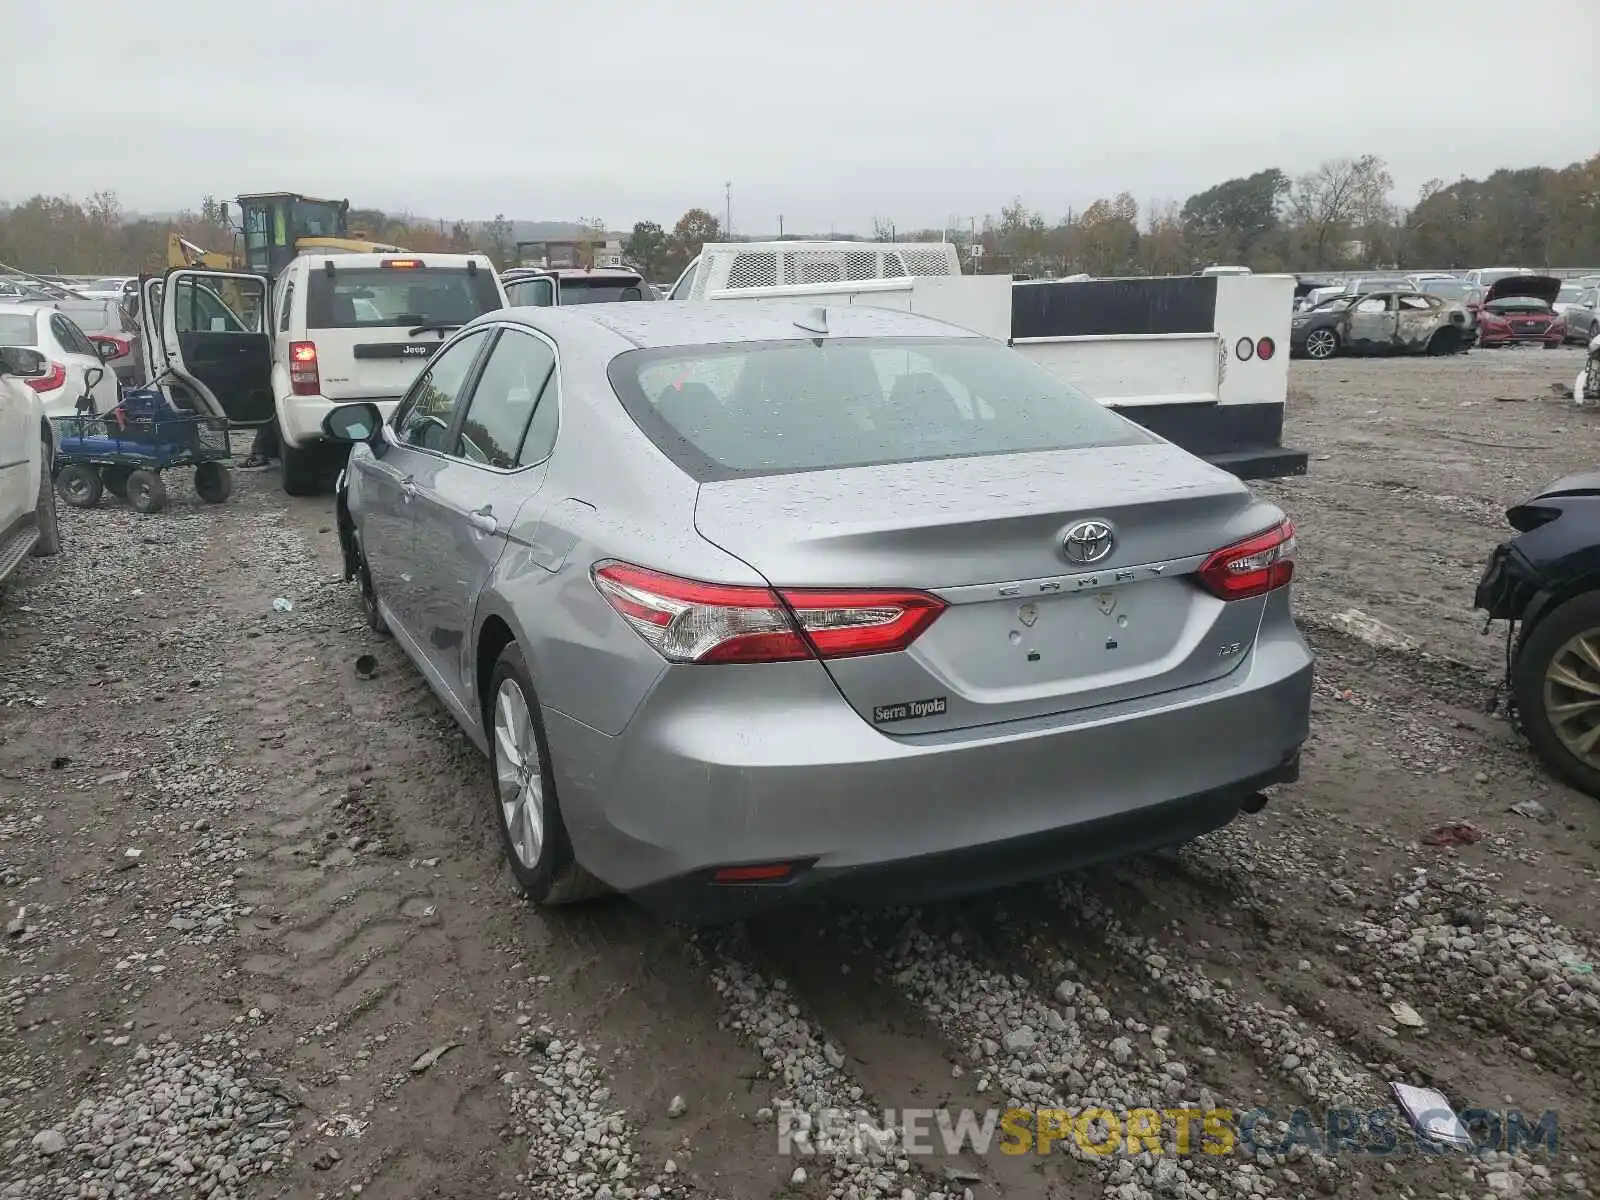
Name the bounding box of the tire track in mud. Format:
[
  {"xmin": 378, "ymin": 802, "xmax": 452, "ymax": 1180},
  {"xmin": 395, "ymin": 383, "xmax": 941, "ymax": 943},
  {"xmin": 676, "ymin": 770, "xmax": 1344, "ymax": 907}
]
[
  {"xmin": 190, "ymin": 489, "xmax": 533, "ymax": 1196},
  {"xmin": 233, "ymin": 487, "xmax": 802, "ymax": 1200}
]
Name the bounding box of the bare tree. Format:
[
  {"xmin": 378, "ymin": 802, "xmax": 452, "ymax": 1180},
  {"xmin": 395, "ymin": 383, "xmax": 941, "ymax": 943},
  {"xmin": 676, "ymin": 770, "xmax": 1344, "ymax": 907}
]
[{"xmin": 1287, "ymin": 155, "xmax": 1393, "ymax": 268}]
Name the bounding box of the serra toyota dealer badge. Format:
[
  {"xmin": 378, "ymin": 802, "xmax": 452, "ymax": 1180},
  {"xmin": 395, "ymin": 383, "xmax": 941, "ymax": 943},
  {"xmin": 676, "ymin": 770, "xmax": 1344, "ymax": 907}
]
[{"xmin": 873, "ymin": 696, "xmax": 948, "ymax": 725}]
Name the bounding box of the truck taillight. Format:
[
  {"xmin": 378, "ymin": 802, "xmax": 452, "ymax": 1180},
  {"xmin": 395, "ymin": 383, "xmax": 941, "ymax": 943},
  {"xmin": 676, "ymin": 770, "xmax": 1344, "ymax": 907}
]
[
  {"xmin": 591, "ymin": 562, "xmax": 945, "ymax": 664},
  {"xmin": 1196, "ymin": 520, "xmax": 1295, "ymax": 600},
  {"xmin": 1256, "ymin": 337, "xmax": 1276, "ymax": 360},
  {"xmin": 289, "ymin": 341, "xmax": 320, "ymax": 396},
  {"xmin": 25, "ymin": 362, "xmax": 66, "ymax": 393}
]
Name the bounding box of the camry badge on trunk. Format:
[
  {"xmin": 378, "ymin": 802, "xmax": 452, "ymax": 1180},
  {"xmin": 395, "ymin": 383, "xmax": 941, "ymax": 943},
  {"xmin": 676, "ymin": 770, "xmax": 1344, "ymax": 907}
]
[{"xmin": 1062, "ymin": 520, "xmax": 1114, "ymax": 565}]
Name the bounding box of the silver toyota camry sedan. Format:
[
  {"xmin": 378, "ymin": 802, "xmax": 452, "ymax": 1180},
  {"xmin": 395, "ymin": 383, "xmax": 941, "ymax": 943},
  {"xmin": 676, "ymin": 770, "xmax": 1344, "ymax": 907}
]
[{"xmin": 325, "ymin": 300, "xmax": 1313, "ymax": 923}]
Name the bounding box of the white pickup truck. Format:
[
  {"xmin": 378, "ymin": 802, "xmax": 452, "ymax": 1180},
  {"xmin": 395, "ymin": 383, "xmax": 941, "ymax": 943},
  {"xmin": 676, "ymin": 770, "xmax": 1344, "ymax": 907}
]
[{"xmin": 667, "ymin": 241, "xmax": 1304, "ymax": 480}]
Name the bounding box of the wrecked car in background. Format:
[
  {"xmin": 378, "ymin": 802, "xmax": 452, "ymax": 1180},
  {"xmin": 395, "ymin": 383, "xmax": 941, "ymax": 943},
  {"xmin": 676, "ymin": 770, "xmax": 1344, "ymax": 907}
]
[
  {"xmin": 1290, "ymin": 289, "xmax": 1474, "ymax": 359},
  {"xmin": 1476, "ymin": 275, "xmax": 1566, "ymax": 349}
]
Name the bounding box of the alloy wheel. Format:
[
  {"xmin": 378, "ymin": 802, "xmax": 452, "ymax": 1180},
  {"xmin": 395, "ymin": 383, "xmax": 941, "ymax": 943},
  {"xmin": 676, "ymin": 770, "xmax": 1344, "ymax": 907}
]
[
  {"xmin": 1542, "ymin": 628, "xmax": 1600, "ymax": 769},
  {"xmin": 1305, "ymin": 329, "xmax": 1337, "ymax": 359},
  {"xmin": 493, "ymin": 678, "xmax": 545, "ymax": 869}
]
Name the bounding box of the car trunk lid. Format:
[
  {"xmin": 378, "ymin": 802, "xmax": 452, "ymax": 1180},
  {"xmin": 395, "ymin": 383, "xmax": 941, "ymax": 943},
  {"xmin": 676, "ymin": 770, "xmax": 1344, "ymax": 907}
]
[{"xmin": 693, "ymin": 442, "xmax": 1279, "ymax": 734}]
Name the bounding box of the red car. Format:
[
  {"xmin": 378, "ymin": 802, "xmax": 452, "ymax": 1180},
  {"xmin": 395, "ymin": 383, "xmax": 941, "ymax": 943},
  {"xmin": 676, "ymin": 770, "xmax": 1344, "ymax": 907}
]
[{"xmin": 1476, "ymin": 275, "xmax": 1567, "ymax": 349}]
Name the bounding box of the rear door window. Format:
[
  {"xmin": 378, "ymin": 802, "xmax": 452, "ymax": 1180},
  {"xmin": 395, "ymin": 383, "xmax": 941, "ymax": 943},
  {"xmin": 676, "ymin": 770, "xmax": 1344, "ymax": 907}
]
[{"xmin": 307, "ymin": 267, "xmax": 502, "ymax": 330}]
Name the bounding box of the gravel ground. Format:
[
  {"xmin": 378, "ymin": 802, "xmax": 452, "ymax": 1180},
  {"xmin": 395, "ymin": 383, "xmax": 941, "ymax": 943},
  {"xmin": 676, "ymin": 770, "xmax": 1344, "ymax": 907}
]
[{"xmin": 1, "ymin": 346, "xmax": 1598, "ymax": 1200}]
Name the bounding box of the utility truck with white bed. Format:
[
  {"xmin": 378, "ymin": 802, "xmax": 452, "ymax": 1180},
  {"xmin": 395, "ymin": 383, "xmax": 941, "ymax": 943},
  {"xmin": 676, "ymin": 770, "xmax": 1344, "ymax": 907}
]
[{"xmin": 667, "ymin": 242, "xmax": 1303, "ymax": 480}]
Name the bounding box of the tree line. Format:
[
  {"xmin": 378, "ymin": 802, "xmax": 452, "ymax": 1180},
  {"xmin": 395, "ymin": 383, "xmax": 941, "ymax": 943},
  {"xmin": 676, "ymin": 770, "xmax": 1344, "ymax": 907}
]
[{"xmin": 2, "ymin": 152, "xmax": 1595, "ymax": 282}]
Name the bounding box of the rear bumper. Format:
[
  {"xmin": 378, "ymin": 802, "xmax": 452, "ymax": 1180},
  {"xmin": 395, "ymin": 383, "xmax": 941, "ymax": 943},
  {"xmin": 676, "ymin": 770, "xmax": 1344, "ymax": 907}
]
[
  {"xmin": 1116, "ymin": 400, "xmax": 1307, "ymax": 480},
  {"xmin": 279, "ymin": 396, "xmax": 400, "ymax": 448},
  {"xmin": 546, "ymin": 601, "xmax": 1314, "ymax": 922}
]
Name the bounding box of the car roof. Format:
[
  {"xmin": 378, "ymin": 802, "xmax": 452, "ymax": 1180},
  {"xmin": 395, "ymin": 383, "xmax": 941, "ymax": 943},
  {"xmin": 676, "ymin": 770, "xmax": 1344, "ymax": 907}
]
[
  {"xmin": 0, "ymin": 302, "xmax": 50, "ymax": 317},
  {"xmin": 504, "ymin": 267, "xmax": 643, "ymax": 281},
  {"xmin": 483, "ymin": 299, "xmax": 988, "ymax": 352}
]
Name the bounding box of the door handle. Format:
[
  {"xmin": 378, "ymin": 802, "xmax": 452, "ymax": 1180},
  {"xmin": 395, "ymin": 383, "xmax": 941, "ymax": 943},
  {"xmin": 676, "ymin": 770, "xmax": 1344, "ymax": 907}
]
[
  {"xmin": 400, "ymin": 476, "xmax": 416, "ymax": 500},
  {"xmin": 469, "ymin": 507, "xmax": 497, "ymax": 534}
]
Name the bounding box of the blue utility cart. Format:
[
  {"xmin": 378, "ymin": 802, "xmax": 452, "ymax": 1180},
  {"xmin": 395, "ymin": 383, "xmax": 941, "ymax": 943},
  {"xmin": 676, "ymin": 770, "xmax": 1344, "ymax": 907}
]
[{"xmin": 51, "ymin": 388, "xmax": 233, "ymax": 514}]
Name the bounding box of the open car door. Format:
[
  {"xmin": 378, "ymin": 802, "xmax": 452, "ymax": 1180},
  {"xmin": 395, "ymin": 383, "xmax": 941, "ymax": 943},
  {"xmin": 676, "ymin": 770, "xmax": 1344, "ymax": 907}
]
[{"xmin": 157, "ymin": 268, "xmax": 275, "ymax": 425}]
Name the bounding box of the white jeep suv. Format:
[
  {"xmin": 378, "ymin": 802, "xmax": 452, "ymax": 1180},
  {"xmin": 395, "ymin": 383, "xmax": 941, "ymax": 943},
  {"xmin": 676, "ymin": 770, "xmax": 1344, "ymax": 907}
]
[
  {"xmin": 138, "ymin": 252, "xmax": 507, "ymax": 496},
  {"xmin": 0, "ymin": 346, "xmax": 62, "ymax": 586},
  {"xmin": 269, "ymin": 252, "xmax": 507, "ymax": 493}
]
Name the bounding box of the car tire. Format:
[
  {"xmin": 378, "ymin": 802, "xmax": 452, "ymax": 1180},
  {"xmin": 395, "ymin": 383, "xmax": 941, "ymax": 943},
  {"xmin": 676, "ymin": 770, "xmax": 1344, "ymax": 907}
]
[
  {"xmin": 1590, "ymin": 322, "xmax": 1599, "ymax": 341},
  {"xmin": 194, "ymin": 462, "xmax": 233, "ymax": 504},
  {"xmin": 280, "ymin": 438, "xmax": 323, "ymax": 497},
  {"xmin": 56, "ymin": 463, "xmax": 103, "ymax": 509},
  {"xmin": 1513, "ymin": 591, "xmax": 1600, "ymax": 801},
  {"xmin": 485, "ymin": 643, "xmax": 609, "ymax": 906},
  {"xmin": 1303, "ymin": 328, "xmax": 1339, "ymax": 360},
  {"xmin": 125, "ymin": 469, "xmax": 168, "ymax": 514},
  {"xmin": 355, "ymin": 536, "xmax": 389, "ymax": 636},
  {"xmin": 1426, "ymin": 327, "xmax": 1461, "ymax": 356},
  {"xmin": 30, "ymin": 440, "xmax": 61, "ymax": 558}
]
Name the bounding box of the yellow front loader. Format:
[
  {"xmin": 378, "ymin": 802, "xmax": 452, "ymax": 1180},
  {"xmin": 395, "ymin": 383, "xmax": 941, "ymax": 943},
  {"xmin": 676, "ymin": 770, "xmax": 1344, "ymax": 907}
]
[{"xmin": 167, "ymin": 192, "xmax": 408, "ymax": 282}]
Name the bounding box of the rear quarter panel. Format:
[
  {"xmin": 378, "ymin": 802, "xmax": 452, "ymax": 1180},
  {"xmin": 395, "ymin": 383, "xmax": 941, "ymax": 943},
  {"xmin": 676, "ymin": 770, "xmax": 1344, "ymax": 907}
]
[{"xmin": 478, "ymin": 333, "xmax": 756, "ymax": 738}]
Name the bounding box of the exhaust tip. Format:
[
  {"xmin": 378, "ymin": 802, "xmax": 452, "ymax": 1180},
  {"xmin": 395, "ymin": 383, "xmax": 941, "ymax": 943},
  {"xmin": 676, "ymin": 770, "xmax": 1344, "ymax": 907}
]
[{"xmin": 1238, "ymin": 791, "xmax": 1269, "ymax": 815}]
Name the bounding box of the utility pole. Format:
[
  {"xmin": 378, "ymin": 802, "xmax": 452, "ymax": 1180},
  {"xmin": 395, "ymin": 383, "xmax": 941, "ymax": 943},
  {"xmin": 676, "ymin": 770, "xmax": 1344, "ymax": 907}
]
[
  {"xmin": 724, "ymin": 182, "xmax": 731, "ymax": 239},
  {"xmin": 778, "ymin": 214, "xmax": 784, "ymax": 239}
]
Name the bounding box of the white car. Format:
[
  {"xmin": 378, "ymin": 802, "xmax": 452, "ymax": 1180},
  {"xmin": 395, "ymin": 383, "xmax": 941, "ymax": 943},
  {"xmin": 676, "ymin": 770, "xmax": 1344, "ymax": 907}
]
[
  {"xmin": 0, "ymin": 346, "xmax": 62, "ymax": 586},
  {"xmin": 135, "ymin": 253, "xmax": 508, "ymax": 495},
  {"xmin": 0, "ymin": 304, "xmax": 120, "ymax": 417}
]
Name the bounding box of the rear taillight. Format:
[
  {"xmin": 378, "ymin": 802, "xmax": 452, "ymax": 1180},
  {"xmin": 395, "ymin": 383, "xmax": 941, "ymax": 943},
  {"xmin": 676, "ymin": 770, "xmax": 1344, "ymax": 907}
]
[
  {"xmin": 592, "ymin": 562, "xmax": 946, "ymax": 665},
  {"xmin": 1196, "ymin": 520, "xmax": 1295, "ymax": 600},
  {"xmin": 1256, "ymin": 336, "xmax": 1276, "ymax": 360},
  {"xmin": 289, "ymin": 341, "xmax": 320, "ymax": 396},
  {"xmin": 25, "ymin": 362, "xmax": 66, "ymax": 393}
]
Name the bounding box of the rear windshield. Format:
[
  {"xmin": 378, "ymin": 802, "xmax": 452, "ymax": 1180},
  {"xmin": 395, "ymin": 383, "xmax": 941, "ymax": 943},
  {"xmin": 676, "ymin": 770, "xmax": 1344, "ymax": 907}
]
[
  {"xmin": 0, "ymin": 314, "xmax": 38, "ymax": 346},
  {"xmin": 608, "ymin": 336, "xmax": 1150, "ymax": 482},
  {"xmin": 1421, "ymin": 280, "xmax": 1471, "ymax": 299},
  {"xmin": 557, "ymin": 278, "xmax": 651, "ymax": 304},
  {"xmin": 307, "ymin": 266, "xmax": 502, "ymax": 330}
]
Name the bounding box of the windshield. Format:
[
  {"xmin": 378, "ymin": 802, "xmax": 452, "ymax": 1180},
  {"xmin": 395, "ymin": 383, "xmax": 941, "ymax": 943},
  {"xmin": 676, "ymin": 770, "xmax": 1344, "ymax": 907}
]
[
  {"xmin": 1559, "ymin": 285, "xmax": 1583, "ymax": 303},
  {"xmin": 556, "ymin": 279, "xmax": 650, "ymax": 304},
  {"xmin": 1312, "ymin": 296, "xmax": 1357, "ymax": 310},
  {"xmin": 1477, "ymin": 269, "xmax": 1528, "ymax": 285},
  {"xmin": 608, "ymin": 336, "xmax": 1151, "ymax": 482},
  {"xmin": 1420, "ymin": 280, "xmax": 1471, "ymax": 300},
  {"xmin": 1486, "ymin": 298, "xmax": 1552, "ymax": 313},
  {"xmin": 0, "ymin": 313, "xmax": 39, "ymax": 346},
  {"xmin": 306, "ymin": 267, "xmax": 502, "ymax": 329}
]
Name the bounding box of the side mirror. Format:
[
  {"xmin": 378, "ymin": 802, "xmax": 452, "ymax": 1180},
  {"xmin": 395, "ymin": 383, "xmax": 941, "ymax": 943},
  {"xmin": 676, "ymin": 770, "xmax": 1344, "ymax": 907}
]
[
  {"xmin": 619, "ymin": 286, "xmax": 642, "ymax": 301},
  {"xmin": 93, "ymin": 339, "xmax": 119, "ymax": 362},
  {"xmin": 0, "ymin": 345, "xmax": 48, "ymax": 378},
  {"xmin": 323, "ymin": 402, "xmax": 383, "ymax": 443}
]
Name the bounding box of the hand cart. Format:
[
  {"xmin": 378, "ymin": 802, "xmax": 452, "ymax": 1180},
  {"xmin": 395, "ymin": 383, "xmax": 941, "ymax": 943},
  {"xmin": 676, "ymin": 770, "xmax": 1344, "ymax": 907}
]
[{"xmin": 50, "ymin": 388, "xmax": 234, "ymax": 514}]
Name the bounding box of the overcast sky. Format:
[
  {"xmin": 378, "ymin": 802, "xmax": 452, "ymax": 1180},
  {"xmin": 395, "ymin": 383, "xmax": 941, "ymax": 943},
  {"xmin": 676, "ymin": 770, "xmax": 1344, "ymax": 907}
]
[{"xmin": 9, "ymin": 0, "xmax": 1598, "ymax": 234}]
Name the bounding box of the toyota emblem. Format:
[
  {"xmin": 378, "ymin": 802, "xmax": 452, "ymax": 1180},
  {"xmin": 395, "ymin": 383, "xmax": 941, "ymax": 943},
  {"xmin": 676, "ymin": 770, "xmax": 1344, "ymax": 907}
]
[{"xmin": 1062, "ymin": 520, "xmax": 1114, "ymax": 565}]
